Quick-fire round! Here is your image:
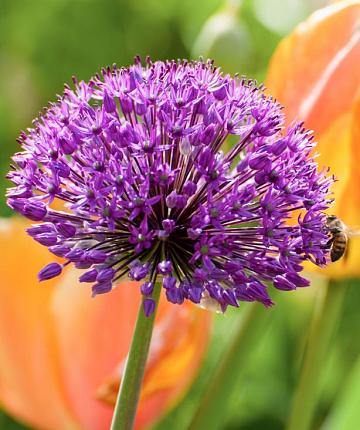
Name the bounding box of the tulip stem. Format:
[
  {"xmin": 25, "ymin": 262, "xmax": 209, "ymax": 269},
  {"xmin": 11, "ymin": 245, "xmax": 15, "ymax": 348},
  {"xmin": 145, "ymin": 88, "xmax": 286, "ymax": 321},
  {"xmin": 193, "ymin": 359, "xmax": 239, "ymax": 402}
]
[
  {"xmin": 110, "ymin": 282, "xmax": 162, "ymax": 430},
  {"xmin": 286, "ymin": 280, "xmax": 348, "ymax": 430}
]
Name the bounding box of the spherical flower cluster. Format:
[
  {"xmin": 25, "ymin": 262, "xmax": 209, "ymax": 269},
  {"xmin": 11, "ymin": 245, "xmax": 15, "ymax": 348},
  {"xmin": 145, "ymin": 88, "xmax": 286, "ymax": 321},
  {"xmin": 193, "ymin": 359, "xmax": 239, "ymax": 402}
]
[{"xmin": 7, "ymin": 58, "xmax": 333, "ymax": 316}]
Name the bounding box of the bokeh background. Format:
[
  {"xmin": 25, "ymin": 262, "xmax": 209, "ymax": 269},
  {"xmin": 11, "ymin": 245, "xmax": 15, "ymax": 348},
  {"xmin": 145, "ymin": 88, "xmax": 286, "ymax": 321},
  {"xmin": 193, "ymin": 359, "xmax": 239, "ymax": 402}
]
[{"xmin": 1, "ymin": 0, "xmax": 359, "ymax": 429}]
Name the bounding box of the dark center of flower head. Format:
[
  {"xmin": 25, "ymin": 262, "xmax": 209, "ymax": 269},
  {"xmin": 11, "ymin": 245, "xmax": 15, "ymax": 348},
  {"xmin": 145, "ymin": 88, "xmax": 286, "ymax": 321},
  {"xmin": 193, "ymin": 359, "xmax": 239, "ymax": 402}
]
[{"xmin": 7, "ymin": 57, "xmax": 334, "ymax": 317}]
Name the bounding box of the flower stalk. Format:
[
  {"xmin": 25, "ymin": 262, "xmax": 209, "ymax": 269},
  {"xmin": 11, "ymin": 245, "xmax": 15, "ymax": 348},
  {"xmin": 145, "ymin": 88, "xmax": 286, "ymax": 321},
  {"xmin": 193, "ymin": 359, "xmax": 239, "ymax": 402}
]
[
  {"xmin": 110, "ymin": 281, "xmax": 162, "ymax": 430},
  {"xmin": 286, "ymin": 280, "xmax": 348, "ymax": 430}
]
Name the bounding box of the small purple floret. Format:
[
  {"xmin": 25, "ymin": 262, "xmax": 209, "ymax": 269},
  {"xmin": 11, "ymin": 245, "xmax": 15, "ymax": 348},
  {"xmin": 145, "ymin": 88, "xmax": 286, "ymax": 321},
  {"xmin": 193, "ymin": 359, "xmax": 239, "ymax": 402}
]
[
  {"xmin": 38, "ymin": 262, "xmax": 62, "ymax": 281},
  {"xmin": 49, "ymin": 245, "xmax": 71, "ymax": 257},
  {"xmin": 96, "ymin": 267, "xmax": 116, "ymax": 283},
  {"xmin": 7, "ymin": 58, "xmax": 334, "ymax": 315},
  {"xmin": 157, "ymin": 260, "xmax": 172, "ymax": 275},
  {"xmin": 33, "ymin": 233, "xmax": 58, "ymax": 247},
  {"xmin": 56, "ymin": 223, "xmax": 77, "ymax": 238},
  {"xmin": 140, "ymin": 281, "xmax": 155, "ymax": 296},
  {"xmin": 79, "ymin": 269, "xmax": 98, "ymax": 283},
  {"xmin": 92, "ymin": 281, "xmax": 112, "ymax": 296},
  {"xmin": 143, "ymin": 298, "xmax": 156, "ymax": 317}
]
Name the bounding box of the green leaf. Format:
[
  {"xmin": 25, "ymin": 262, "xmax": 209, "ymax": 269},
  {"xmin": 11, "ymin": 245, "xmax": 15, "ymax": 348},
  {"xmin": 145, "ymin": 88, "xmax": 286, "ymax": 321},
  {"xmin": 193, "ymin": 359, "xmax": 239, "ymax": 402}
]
[{"xmin": 0, "ymin": 410, "xmax": 31, "ymax": 430}]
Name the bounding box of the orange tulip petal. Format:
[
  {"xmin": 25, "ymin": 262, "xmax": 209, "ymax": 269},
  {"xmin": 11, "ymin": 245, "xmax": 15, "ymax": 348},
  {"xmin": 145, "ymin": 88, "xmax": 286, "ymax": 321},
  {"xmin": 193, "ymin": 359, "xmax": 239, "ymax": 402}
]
[
  {"xmin": 0, "ymin": 219, "xmax": 212, "ymax": 430},
  {"xmin": 267, "ymin": 1, "xmax": 360, "ymax": 279},
  {"xmin": 51, "ymin": 270, "xmax": 212, "ymax": 430},
  {"xmin": 266, "ymin": 1, "xmax": 360, "ymax": 135},
  {"xmin": 135, "ymin": 304, "xmax": 211, "ymax": 429},
  {"xmin": 0, "ymin": 218, "xmax": 79, "ymax": 430},
  {"xmin": 306, "ymin": 94, "xmax": 360, "ymax": 278},
  {"xmin": 349, "ymin": 88, "xmax": 360, "ymax": 170},
  {"xmin": 50, "ymin": 273, "xmax": 140, "ymax": 430},
  {"xmin": 333, "ymin": 93, "xmax": 360, "ymax": 278},
  {"xmin": 96, "ymin": 302, "xmax": 212, "ymax": 430},
  {"xmin": 316, "ymin": 112, "xmax": 352, "ymax": 204}
]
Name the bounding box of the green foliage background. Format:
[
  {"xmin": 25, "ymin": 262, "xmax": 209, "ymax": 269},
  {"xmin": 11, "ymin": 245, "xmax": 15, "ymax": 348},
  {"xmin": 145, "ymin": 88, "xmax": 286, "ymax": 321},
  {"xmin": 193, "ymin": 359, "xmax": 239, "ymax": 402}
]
[{"xmin": 0, "ymin": 1, "xmax": 359, "ymax": 429}]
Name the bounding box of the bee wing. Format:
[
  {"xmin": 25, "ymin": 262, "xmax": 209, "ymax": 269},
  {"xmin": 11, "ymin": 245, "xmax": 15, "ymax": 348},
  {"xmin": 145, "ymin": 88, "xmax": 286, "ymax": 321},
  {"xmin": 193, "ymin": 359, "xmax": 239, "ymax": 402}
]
[
  {"xmin": 196, "ymin": 290, "xmax": 224, "ymax": 313},
  {"xmin": 346, "ymin": 227, "xmax": 360, "ymax": 237}
]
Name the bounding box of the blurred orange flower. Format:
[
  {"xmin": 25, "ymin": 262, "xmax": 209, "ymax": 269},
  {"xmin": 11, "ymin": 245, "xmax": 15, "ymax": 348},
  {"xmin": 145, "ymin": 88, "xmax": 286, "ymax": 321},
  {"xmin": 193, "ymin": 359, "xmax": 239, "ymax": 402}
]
[
  {"xmin": 0, "ymin": 218, "xmax": 212, "ymax": 430},
  {"xmin": 266, "ymin": 0, "xmax": 360, "ymax": 279}
]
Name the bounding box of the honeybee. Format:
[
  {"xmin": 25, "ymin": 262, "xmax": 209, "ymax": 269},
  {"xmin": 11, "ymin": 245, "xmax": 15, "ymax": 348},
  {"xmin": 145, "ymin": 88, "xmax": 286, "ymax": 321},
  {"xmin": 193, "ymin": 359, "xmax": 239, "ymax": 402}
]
[{"xmin": 325, "ymin": 215, "xmax": 360, "ymax": 262}]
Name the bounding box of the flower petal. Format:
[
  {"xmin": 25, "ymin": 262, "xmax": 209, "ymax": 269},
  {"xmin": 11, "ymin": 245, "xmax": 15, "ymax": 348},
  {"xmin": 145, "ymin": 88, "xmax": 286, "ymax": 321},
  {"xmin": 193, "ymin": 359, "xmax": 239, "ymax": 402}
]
[
  {"xmin": 135, "ymin": 305, "xmax": 211, "ymax": 429},
  {"xmin": 317, "ymin": 112, "xmax": 352, "ymax": 207},
  {"xmin": 96, "ymin": 299, "xmax": 212, "ymax": 430},
  {"xmin": 267, "ymin": 1, "xmax": 360, "ymax": 278},
  {"xmin": 327, "ymin": 94, "xmax": 360, "ymax": 278},
  {"xmin": 266, "ymin": 1, "xmax": 360, "ymax": 135},
  {"xmin": 51, "ymin": 272, "xmax": 212, "ymax": 430},
  {"xmin": 50, "ymin": 272, "xmax": 139, "ymax": 430},
  {"xmin": 0, "ymin": 218, "xmax": 212, "ymax": 430},
  {"xmin": 0, "ymin": 218, "xmax": 79, "ymax": 430}
]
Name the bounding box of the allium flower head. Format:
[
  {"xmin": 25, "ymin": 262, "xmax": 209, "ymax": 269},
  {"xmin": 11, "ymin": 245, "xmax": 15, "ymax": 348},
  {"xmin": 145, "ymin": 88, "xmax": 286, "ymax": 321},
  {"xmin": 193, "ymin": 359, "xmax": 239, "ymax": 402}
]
[{"xmin": 7, "ymin": 58, "xmax": 334, "ymax": 315}]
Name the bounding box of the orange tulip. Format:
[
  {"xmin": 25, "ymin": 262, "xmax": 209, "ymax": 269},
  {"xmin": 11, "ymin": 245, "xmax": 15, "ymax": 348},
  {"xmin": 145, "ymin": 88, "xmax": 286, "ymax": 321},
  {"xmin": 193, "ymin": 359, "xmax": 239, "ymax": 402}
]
[
  {"xmin": 0, "ymin": 218, "xmax": 212, "ymax": 430},
  {"xmin": 266, "ymin": 0, "xmax": 360, "ymax": 278}
]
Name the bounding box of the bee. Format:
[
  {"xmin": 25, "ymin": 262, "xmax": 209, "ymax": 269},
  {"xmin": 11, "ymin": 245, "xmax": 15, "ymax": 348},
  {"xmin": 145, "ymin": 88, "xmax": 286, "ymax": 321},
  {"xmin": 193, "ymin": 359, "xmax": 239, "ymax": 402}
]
[
  {"xmin": 325, "ymin": 215, "xmax": 360, "ymax": 262},
  {"xmin": 326, "ymin": 215, "xmax": 348, "ymax": 262}
]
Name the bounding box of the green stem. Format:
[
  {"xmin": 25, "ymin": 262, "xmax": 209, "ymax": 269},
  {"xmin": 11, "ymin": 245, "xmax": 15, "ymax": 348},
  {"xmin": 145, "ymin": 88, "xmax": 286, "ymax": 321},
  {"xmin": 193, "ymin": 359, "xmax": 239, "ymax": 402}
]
[
  {"xmin": 286, "ymin": 280, "xmax": 348, "ymax": 430},
  {"xmin": 110, "ymin": 282, "xmax": 162, "ymax": 430},
  {"xmin": 187, "ymin": 302, "xmax": 271, "ymax": 430}
]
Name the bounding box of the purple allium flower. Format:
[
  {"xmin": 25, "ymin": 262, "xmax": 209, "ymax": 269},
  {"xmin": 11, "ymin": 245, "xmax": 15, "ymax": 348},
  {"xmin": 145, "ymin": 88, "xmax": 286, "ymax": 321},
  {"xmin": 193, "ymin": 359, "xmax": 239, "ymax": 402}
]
[{"xmin": 7, "ymin": 58, "xmax": 334, "ymax": 315}]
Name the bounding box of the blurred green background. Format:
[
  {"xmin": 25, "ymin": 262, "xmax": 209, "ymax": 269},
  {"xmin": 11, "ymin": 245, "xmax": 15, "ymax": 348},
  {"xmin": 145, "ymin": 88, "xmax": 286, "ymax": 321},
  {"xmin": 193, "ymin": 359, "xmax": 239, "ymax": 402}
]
[{"xmin": 1, "ymin": 0, "xmax": 359, "ymax": 429}]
